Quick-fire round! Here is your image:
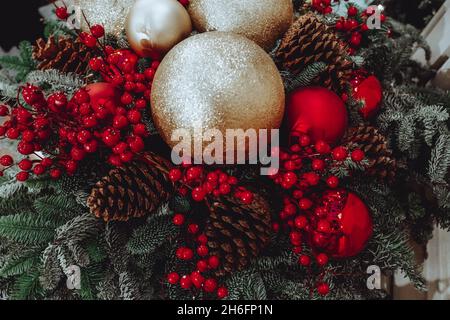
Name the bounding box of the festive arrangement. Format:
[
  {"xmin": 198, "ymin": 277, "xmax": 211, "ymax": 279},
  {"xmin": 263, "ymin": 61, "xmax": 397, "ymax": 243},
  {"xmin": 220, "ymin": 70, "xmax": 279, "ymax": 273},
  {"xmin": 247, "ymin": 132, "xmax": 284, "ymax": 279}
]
[{"xmin": 0, "ymin": 0, "xmax": 449, "ymax": 300}]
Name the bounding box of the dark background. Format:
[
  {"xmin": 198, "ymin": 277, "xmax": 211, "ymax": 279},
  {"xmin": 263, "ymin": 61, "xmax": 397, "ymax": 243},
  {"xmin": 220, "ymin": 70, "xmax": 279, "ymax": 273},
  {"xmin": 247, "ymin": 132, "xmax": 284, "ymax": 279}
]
[{"xmin": 1, "ymin": 0, "xmax": 48, "ymax": 51}]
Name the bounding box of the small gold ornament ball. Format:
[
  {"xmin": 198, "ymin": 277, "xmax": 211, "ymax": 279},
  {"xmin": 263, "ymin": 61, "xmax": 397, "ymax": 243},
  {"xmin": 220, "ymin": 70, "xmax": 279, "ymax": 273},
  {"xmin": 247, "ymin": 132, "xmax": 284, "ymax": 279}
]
[
  {"xmin": 188, "ymin": 0, "xmax": 294, "ymax": 50},
  {"xmin": 126, "ymin": 0, "xmax": 192, "ymax": 58},
  {"xmin": 151, "ymin": 32, "xmax": 285, "ymax": 153}
]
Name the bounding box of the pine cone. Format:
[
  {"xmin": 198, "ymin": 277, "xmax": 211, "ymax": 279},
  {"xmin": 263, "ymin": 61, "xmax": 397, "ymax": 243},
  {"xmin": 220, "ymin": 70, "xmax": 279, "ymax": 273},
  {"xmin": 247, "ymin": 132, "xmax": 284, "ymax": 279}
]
[
  {"xmin": 87, "ymin": 153, "xmax": 174, "ymax": 222},
  {"xmin": 344, "ymin": 125, "xmax": 397, "ymax": 180},
  {"xmin": 206, "ymin": 193, "xmax": 272, "ymax": 277},
  {"xmin": 275, "ymin": 13, "xmax": 353, "ymax": 93},
  {"xmin": 32, "ymin": 36, "xmax": 92, "ymax": 74}
]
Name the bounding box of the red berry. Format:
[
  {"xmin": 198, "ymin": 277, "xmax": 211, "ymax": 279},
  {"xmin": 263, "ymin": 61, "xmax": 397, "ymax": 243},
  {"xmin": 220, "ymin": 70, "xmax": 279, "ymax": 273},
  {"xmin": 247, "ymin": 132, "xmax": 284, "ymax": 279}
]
[
  {"xmin": 317, "ymin": 282, "xmax": 330, "ymax": 296},
  {"xmin": 188, "ymin": 223, "xmax": 199, "ymax": 234},
  {"xmin": 108, "ymin": 154, "xmax": 122, "ymax": 167},
  {"xmin": 121, "ymin": 92, "xmax": 133, "ymax": 105},
  {"xmin": 144, "ymin": 68, "xmax": 155, "ymax": 80},
  {"xmin": 326, "ymin": 176, "xmax": 339, "ymax": 189},
  {"xmin": 65, "ymin": 160, "xmax": 78, "ymax": 173},
  {"xmin": 317, "ymin": 219, "xmax": 332, "ymax": 233},
  {"xmin": 120, "ymin": 151, "xmax": 134, "ymax": 163},
  {"xmin": 0, "ymin": 105, "xmax": 9, "ymax": 116},
  {"xmin": 217, "ymin": 286, "xmax": 228, "ymax": 299},
  {"xmin": 55, "ymin": 7, "xmax": 69, "ymax": 20},
  {"xmin": 179, "ymin": 275, "xmax": 192, "ymax": 289},
  {"xmin": 169, "ymin": 168, "xmax": 182, "ymax": 182},
  {"xmin": 0, "ymin": 155, "xmax": 14, "ymax": 166},
  {"xmin": 191, "ymin": 187, "xmax": 206, "ymax": 202},
  {"xmin": 113, "ymin": 115, "xmax": 129, "ymax": 129},
  {"xmin": 316, "ymin": 253, "xmax": 329, "ymax": 266},
  {"xmin": 176, "ymin": 247, "xmax": 194, "ymax": 261},
  {"xmin": 17, "ymin": 141, "xmax": 34, "ymax": 155},
  {"xmin": 128, "ymin": 136, "xmax": 144, "ymax": 153},
  {"xmin": 315, "ymin": 140, "xmax": 330, "ymax": 154},
  {"xmin": 239, "ymin": 191, "xmax": 254, "ymax": 204},
  {"xmin": 102, "ymin": 129, "xmax": 121, "ymax": 147},
  {"xmin": 90, "ymin": 24, "xmax": 105, "ymax": 38},
  {"xmin": 77, "ymin": 130, "xmax": 92, "ymax": 144},
  {"xmin": 89, "ymin": 57, "xmax": 104, "ymax": 71},
  {"xmin": 303, "ymin": 172, "xmax": 320, "ymax": 186},
  {"xmin": 298, "ymin": 198, "xmax": 313, "ymax": 210},
  {"xmin": 6, "ymin": 128, "xmax": 20, "ymax": 139},
  {"xmin": 290, "ymin": 231, "xmax": 302, "ymax": 246},
  {"xmin": 18, "ymin": 159, "xmax": 32, "ymax": 170},
  {"xmin": 83, "ymin": 116, "xmax": 98, "ymax": 128},
  {"xmin": 208, "ymin": 255, "xmax": 220, "ymax": 269},
  {"xmin": 73, "ymin": 89, "xmax": 90, "ymax": 104},
  {"xmin": 41, "ymin": 158, "xmax": 53, "ymax": 168},
  {"xmin": 47, "ymin": 92, "xmax": 68, "ymax": 112},
  {"xmin": 348, "ymin": 6, "xmax": 358, "ymax": 17},
  {"xmin": 197, "ymin": 245, "xmax": 209, "ymax": 257},
  {"xmin": 33, "ymin": 164, "xmax": 46, "ymax": 175},
  {"xmin": 50, "ymin": 168, "xmax": 62, "ymax": 179},
  {"xmin": 80, "ymin": 32, "xmax": 97, "ymax": 48},
  {"xmin": 294, "ymin": 215, "xmax": 308, "ymax": 229},
  {"xmin": 151, "ymin": 61, "xmax": 160, "ymax": 69},
  {"xmin": 133, "ymin": 123, "xmax": 148, "ymax": 137},
  {"xmin": 203, "ymin": 278, "xmax": 217, "ymax": 293},
  {"xmin": 135, "ymin": 99, "xmax": 147, "ymax": 109},
  {"xmin": 167, "ymin": 272, "xmax": 179, "ymax": 285},
  {"xmin": 218, "ymin": 183, "xmax": 231, "ymax": 195},
  {"xmin": 127, "ymin": 110, "xmax": 142, "ymax": 124},
  {"xmin": 197, "ymin": 260, "xmax": 209, "ymax": 272},
  {"xmin": 312, "ymin": 159, "xmax": 325, "ymax": 171},
  {"xmin": 299, "ymin": 255, "xmax": 311, "ymax": 266},
  {"xmin": 197, "ymin": 234, "xmax": 208, "ymax": 244},
  {"xmin": 172, "ymin": 213, "xmax": 185, "ymax": 226},
  {"xmin": 84, "ymin": 140, "xmax": 99, "ymax": 153},
  {"xmin": 190, "ymin": 271, "xmax": 205, "ymax": 289},
  {"xmin": 351, "ymin": 149, "xmax": 365, "ymax": 162},
  {"xmin": 16, "ymin": 171, "xmax": 29, "ymax": 182},
  {"xmin": 70, "ymin": 147, "xmax": 86, "ymax": 161}
]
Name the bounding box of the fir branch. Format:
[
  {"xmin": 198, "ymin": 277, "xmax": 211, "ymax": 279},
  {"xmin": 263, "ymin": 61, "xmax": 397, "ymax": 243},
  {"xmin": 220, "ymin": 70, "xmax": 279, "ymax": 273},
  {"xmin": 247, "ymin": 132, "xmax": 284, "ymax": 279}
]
[
  {"xmin": 0, "ymin": 213, "xmax": 58, "ymax": 245},
  {"xmin": 26, "ymin": 69, "xmax": 85, "ymax": 95},
  {"xmin": 226, "ymin": 270, "xmax": 267, "ymax": 300},
  {"xmin": 10, "ymin": 270, "xmax": 43, "ymax": 300},
  {"xmin": 281, "ymin": 62, "xmax": 328, "ymax": 93},
  {"xmin": 0, "ymin": 251, "xmax": 40, "ymax": 277},
  {"xmin": 0, "ymin": 41, "xmax": 36, "ymax": 82}
]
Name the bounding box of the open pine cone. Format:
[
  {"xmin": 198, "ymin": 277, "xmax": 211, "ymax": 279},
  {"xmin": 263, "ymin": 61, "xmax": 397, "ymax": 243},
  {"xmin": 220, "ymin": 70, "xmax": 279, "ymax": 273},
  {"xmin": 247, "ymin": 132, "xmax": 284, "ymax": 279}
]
[
  {"xmin": 206, "ymin": 193, "xmax": 273, "ymax": 277},
  {"xmin": 87, "ymin": 153, "xmax": 174, "ymax": 222},
  {"xmin": 33, "ymin": 36, "xmax": 92, "ymax": 74},
  {"xmin": 344, "ymin": 125, "xmax": 397, "ymax": 181},
  {"xmin": 275, "ymin": 13, "xmax": 353, "ymax": 93}
]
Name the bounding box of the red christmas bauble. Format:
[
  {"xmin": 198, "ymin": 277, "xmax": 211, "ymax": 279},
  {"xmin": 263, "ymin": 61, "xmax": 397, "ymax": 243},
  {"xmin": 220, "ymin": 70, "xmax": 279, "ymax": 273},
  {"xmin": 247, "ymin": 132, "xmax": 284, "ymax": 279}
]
[
  {"xmin": 286, "ymin": 87, "xmax": 348, "ymax": 145},
  {"xmin": 85, "ymin": 82, "xmax": 122, "ymax": 113},
  {"xmin": 311, "ymin": 189, "xmax": 373, "ymax": 258},
  {"xmin": 353, "ymin": 75, "xmax": 383, "ymax": 119}
]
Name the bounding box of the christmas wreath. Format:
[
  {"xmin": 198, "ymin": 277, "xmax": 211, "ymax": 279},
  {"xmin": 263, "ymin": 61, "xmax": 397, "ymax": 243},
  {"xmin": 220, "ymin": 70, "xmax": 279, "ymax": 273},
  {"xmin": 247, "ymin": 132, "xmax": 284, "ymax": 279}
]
[{"xmin": 0, "ymin": 0, "xmax": 449, "ymax": 300}]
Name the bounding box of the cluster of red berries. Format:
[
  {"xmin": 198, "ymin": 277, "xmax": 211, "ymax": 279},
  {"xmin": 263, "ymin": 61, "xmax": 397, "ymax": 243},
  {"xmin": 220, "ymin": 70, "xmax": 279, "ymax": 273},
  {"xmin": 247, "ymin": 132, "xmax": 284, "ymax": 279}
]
[
  {"xmin": 168, "ymin": 215, "xmax": 228, "ymax": 299},
  {"xmin": 168, "ymin": 165, "xmax": 254, "ymax": 205},
  {"xmin": 0, "ymin": 22, "xmax": 160, "ymax": 181},
  {"xmin": 335, "ymin": 6, "xmax": 387, "ymax": 54},
  {"xmin": 269, "ymin": 133, "xmax": 365, "ymax": 296},
  {"xmin": 311, "ymin": 0, "xmax": 343, "ymax": 15}
]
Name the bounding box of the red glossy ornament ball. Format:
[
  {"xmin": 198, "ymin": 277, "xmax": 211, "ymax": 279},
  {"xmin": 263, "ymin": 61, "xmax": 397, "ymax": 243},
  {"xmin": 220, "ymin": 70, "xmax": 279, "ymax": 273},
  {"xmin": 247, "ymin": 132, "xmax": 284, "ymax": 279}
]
[
  {"xmin": 286, "ymin": 87, "xmax": 348, "ymax": 145},
  {"xmin": 314, "ymin": 190, "xmax": 373, "ymax": 258},
  {"xmin": 353, "ymin": 76, "xmax": 383, "ymax": 119},
  {"xmin": 84, "ymin": 82, "xmax": 122, "ymax": 113}
]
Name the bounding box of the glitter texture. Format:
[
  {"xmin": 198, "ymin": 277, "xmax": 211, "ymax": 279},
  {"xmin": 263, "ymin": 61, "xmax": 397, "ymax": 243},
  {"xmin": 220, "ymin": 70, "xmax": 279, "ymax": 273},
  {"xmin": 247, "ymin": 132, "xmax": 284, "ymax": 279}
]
[
  {"xmin": 74, "ymin": 0, "xmax": 134, "ymax": 38},
  {"xmin": 188, "ymin": 0, "xmax": 294, "ymax": 50},
  {"xmin": 151, "ymin": 32, "xmax": 285, "ymax": 152}
]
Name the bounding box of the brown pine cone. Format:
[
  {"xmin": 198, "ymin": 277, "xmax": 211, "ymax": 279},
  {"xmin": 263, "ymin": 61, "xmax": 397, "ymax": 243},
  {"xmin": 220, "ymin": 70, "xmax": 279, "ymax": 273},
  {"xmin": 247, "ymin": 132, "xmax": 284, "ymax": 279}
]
[
  {"xmin": 32, "ymin": 36, "xmax": 92, "ymax": 74},
  {"xmin": 87, "ymin": 153, "xmax": 174, "ymax": 222},
  {"xmin": 275, "ymin": 13, "xmax": 353, "ymax": 93},
  {"xmin": 344, "ymin": 125, "xmax": 397, "ymax": 181},
  {"xmin": 206, "ymin": 193, "xmax": 273, "ymax": 277}
]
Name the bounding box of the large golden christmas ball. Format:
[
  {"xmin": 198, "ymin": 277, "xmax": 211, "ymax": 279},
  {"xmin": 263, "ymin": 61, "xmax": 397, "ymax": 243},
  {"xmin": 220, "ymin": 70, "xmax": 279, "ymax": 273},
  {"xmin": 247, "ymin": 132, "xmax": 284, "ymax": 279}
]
[
  {"xmin": 74, "ymin": 0, "xmax": 134, "ymax": 38},
  {"xmin": 126, "ymin": 0, "xmax": 192, "ymax": 58},
  {"xmin": 151, "ymin": 32, "xmax": 285, "ymax": 156},
  {"xmin": 188, "ymin": 0, "xmax": 294, "ymax": 50}
]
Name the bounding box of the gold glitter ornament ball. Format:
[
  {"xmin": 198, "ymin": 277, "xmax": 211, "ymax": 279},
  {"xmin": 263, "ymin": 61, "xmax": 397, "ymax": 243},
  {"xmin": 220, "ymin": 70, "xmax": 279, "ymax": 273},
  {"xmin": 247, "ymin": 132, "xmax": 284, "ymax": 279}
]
[
  {"xmin": 151, "ymin": 32, "xmax": 285, "ymax": 154},
  {"xmin": 188, "ymin": 0, "xmax": 294, "ymax": 50},
  {"xmin": 126, "ymin": 0, "xmax": 192, "ymax": 58},
  {"xmin": 73, "ymin": 0, "xmax": 134, "ymax": 38}
]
